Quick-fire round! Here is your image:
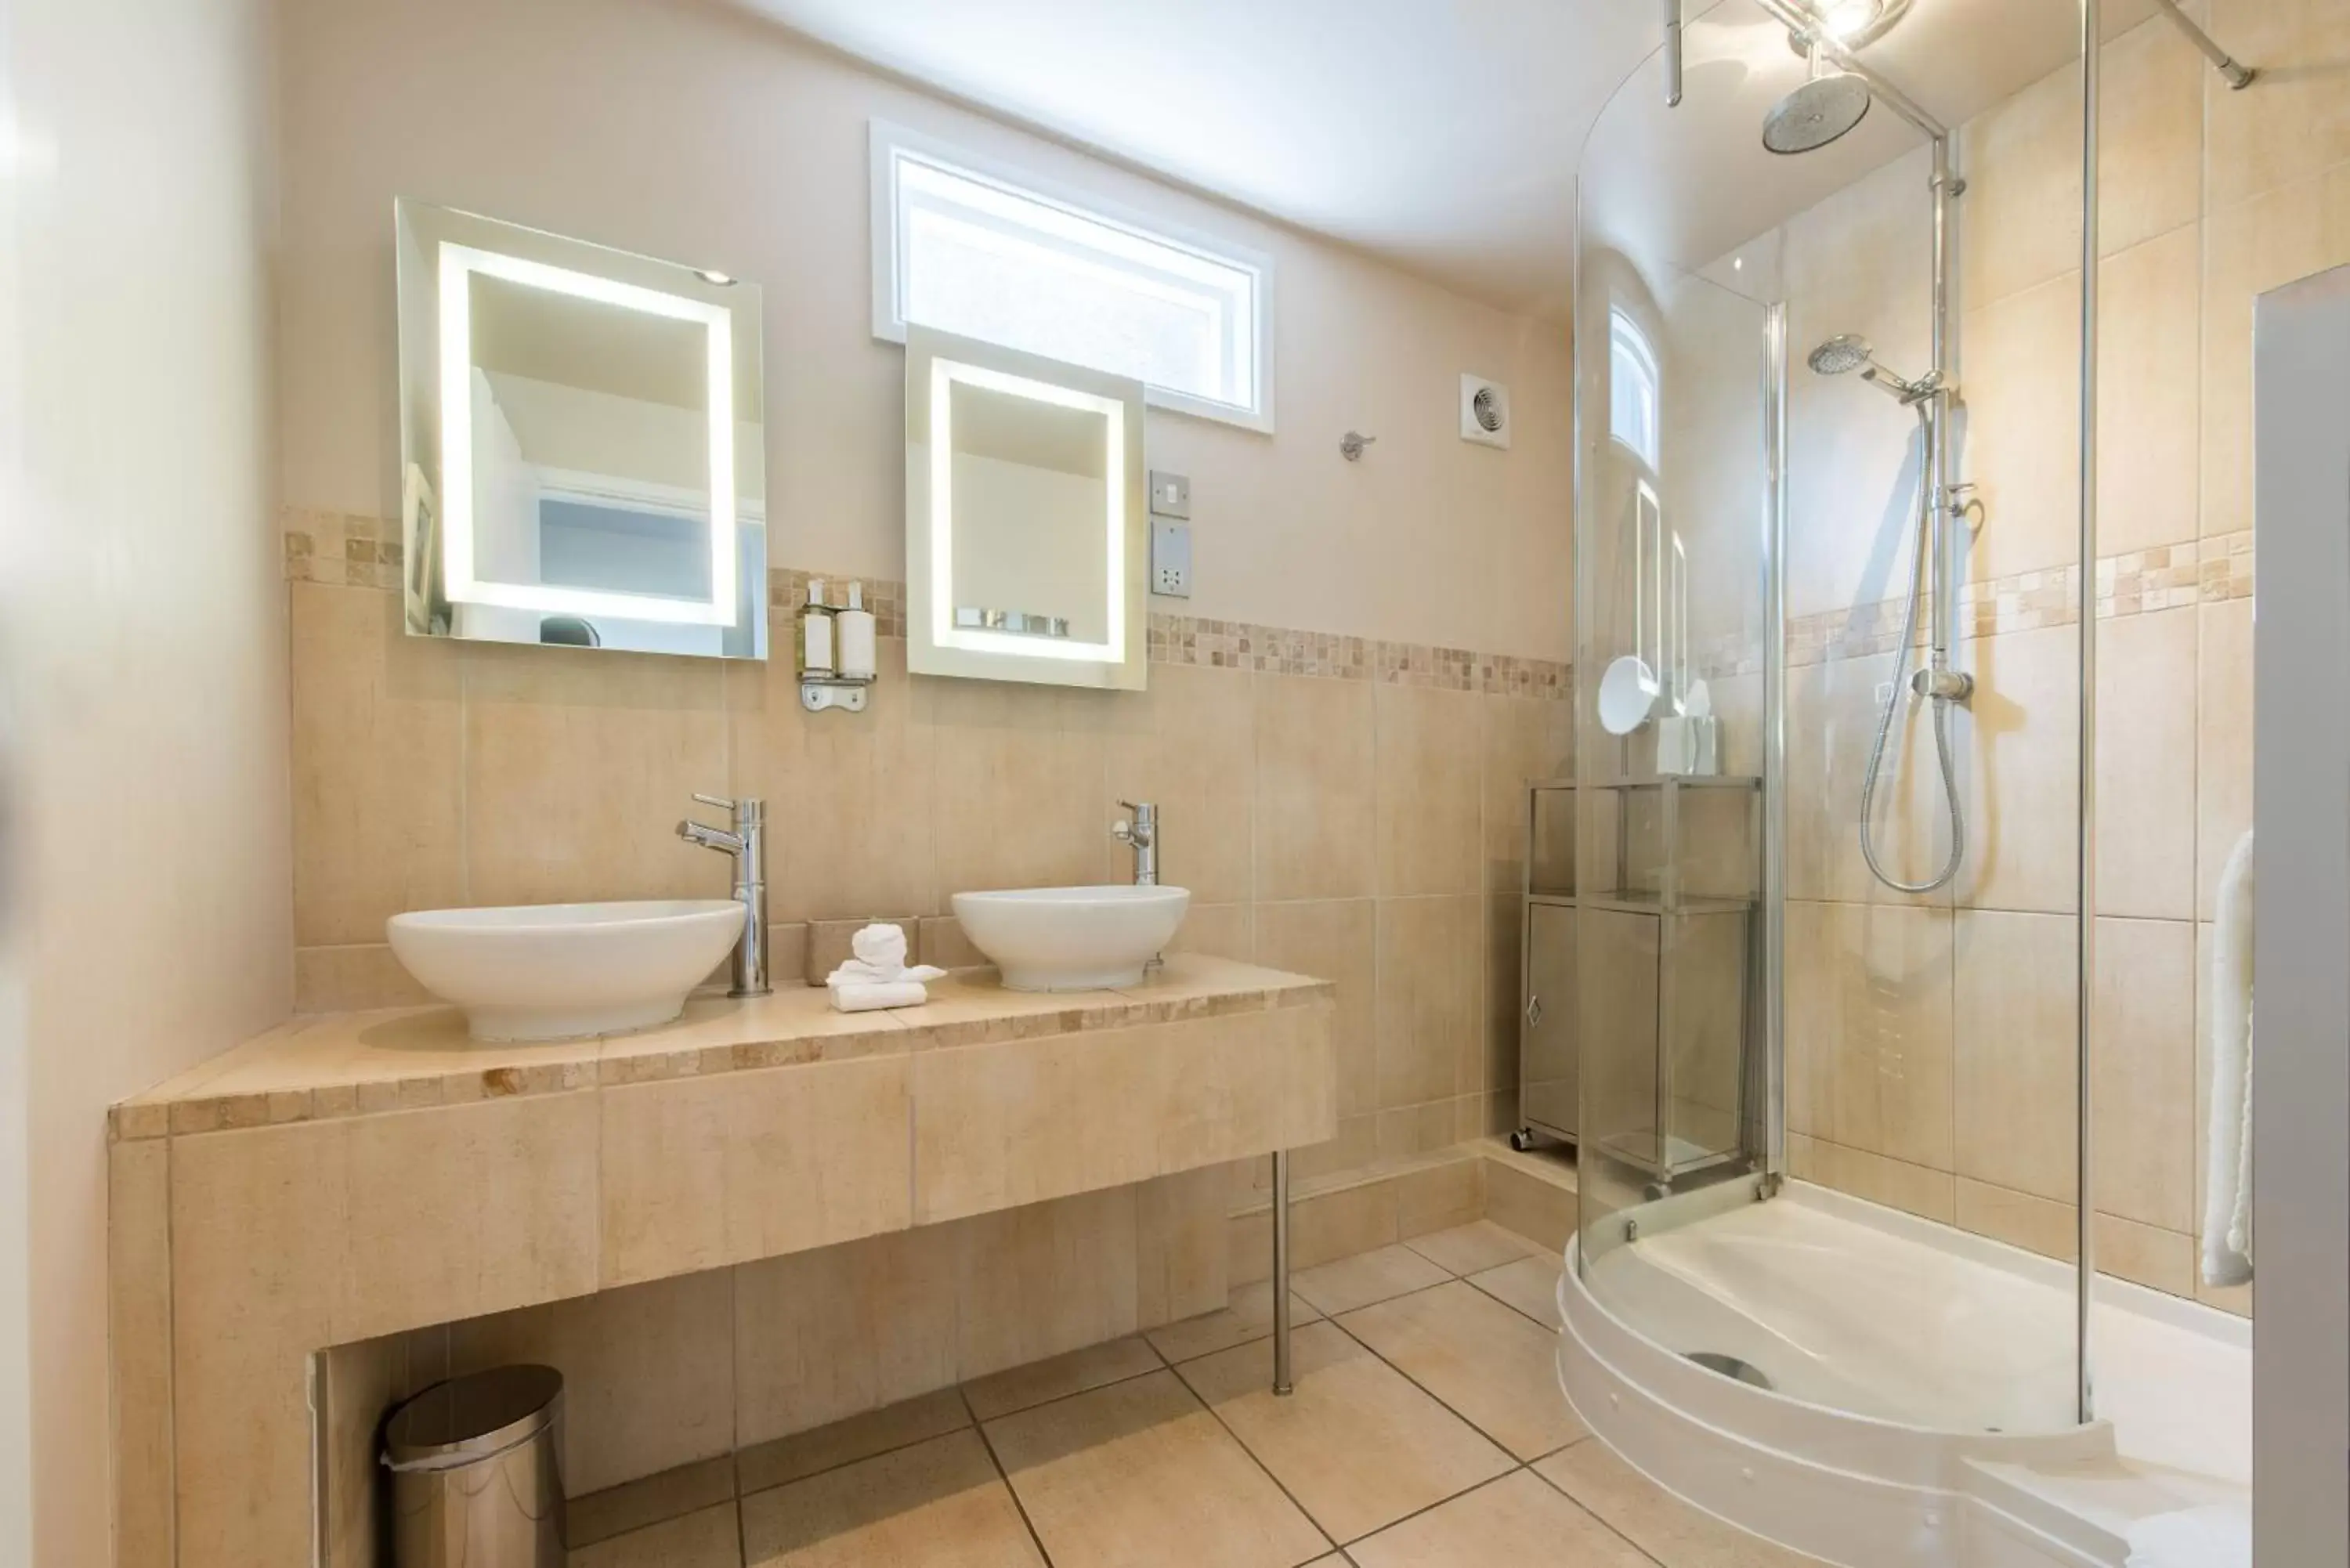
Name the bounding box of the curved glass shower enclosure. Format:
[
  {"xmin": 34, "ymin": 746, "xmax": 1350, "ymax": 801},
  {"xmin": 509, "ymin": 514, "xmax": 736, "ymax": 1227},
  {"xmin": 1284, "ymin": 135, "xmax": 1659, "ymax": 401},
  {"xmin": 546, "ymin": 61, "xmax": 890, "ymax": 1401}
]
[{"xmin": 1570, "ymin": 0, "xmax": 2095, "ymax": 1436}]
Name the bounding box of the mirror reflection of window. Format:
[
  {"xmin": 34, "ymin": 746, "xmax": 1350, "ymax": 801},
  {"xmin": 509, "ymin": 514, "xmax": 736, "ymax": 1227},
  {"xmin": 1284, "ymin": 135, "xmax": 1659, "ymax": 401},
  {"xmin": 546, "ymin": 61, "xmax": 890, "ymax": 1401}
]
[
  {"xmin": 1609, "ymin": 308, "xmax": 1661, "ymax": 469},
  {"xmin": 946, "ymin": 379, "xmax": 1111, "ymax": 645}
]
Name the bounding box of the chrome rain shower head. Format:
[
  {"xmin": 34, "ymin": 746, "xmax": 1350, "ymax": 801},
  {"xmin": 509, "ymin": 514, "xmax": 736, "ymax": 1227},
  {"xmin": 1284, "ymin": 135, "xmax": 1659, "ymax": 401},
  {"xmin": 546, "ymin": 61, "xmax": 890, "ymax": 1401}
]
[{"xmin": 1762, "ymin": 68, "xmax": 1873, "ymax": 154}]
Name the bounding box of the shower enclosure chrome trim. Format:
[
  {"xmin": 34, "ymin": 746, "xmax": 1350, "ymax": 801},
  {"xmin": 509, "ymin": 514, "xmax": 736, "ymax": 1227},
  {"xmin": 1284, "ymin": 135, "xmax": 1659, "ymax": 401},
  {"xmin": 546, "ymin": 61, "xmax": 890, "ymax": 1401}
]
[
  {"xmin": 2150, "ymin": 0, "xmax": 2256, "ymax": 89},
  {"xmin": 2075, "ymin": 0, "xmax": 2101, "ymax": 1429},
  {"xmin": 1662, "ymin": 0, "xmax": 1683, "ymax": 107},
  {"xmin": 1762, "ymin": 303, "xmax": 1789, "ymax": 1186}
]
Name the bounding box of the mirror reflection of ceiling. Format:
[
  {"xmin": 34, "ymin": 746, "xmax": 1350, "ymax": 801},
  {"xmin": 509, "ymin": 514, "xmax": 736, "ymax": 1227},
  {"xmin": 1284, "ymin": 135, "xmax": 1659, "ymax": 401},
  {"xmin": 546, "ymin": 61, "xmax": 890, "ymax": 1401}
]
[
  {"xmin": 949, "ymin": 382, "xmax": 1108, "ymax": 479},
  {"xmin": 726, "ymin": 0, "xmax": 2167, "ymax": 315},
  {"xmin": 470, "ymin": 273, "xmax": 708, "ymax": 411}
]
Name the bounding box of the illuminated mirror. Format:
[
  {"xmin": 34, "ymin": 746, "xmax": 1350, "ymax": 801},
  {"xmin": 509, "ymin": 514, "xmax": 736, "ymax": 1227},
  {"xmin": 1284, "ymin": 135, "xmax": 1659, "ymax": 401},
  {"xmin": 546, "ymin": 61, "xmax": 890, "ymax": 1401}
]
[
  {"xmin": 396, "ymin": 200, "xmax": 766, "ymax": 658},
  {"xmin": 904, "ymin": 326, "xmax": 1147, "ymax": 690}
]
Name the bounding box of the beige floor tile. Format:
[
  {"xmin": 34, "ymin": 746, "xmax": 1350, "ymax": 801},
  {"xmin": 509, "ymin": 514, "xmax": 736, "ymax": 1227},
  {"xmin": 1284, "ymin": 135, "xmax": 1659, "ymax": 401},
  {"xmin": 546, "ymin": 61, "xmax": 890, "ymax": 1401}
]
[
  {"xmin": 569, "ymin": 1501, "xmax": 741, "ymax": 1568},
  {"xmin": 1465, "ymin": 1256, "xmax": 1560, "ymax": 1330},
  {"xmin": 985, "ymin": 1370, "xmax": 1329, "ymax": 1568},
  {"xmin": 735, "ymin": 1389, "xmax": 971, "ymax": 1498},
  {"xmin": 740, "ymin": 1429, "xmax": 1041, "ymax": 1567},
  {"xmin": 1144, "ymin": 1279, "xmax": 1325, "ymax": 1364},
  {"xmin": 569, "ymin": 1456, "xmax": 736, "ymax": 1549},
  {"xmin": 1339, "ymin": 1282, "xmax": 1588, "ymax": 1461},
  {"xmin": 1292, "ymin": 1243, "xmax": 1449, "ymax": 1316},
  {"xmin": 1401, "ymin": 1220, "xmax": 1543, "ymax": 1278},
  {"xmin": 1347, "ymin": 1469, "xmax": 1649, "ymax": 1568},
  {"xmin": 1176, "ymin": 1321, "xmax": 1512, "ymax": 1545},
  {"xmin": 964, "ymin": 1336, "xmax": 1164, "ymax": 1422},
  {"xmin": 1536, "ymin": 1440, "xmax": 1820, "ymax": 1567}
]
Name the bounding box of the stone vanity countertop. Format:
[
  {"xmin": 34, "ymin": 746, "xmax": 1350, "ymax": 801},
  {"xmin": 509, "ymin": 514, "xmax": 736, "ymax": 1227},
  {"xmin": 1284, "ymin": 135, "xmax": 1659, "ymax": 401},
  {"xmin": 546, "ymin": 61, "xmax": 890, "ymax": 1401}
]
[{"xmin": 111, "ymin": 954, "xmax": 1333, "ymax": 1141}]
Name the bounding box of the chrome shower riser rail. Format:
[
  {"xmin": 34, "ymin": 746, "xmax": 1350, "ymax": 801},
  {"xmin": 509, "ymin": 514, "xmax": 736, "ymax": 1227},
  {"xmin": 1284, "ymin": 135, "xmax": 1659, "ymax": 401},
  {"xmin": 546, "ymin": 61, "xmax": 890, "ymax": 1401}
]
[{"xmin": 2151, "ymin": 0, "xmax": 2256, "ymax": 89}]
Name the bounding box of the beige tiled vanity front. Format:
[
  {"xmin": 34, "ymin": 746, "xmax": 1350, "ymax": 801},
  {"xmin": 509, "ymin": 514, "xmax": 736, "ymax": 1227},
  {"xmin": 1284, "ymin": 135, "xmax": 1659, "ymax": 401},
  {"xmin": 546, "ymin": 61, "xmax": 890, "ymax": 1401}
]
[{"xmin": 110, "ymin": 956, "xmax": 1334, "ymax": 1568}]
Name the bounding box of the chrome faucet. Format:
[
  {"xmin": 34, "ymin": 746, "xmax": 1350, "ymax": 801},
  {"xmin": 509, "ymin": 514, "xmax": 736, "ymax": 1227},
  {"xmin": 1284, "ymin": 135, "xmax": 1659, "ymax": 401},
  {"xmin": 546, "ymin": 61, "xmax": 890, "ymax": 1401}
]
[
  {"xmin": 1111, "ymin": 800, "xmax": 1158, "ymax": 886},
  {"xmin": 676, "ymin": 793, "xmax": 771, "ymax": 996}
]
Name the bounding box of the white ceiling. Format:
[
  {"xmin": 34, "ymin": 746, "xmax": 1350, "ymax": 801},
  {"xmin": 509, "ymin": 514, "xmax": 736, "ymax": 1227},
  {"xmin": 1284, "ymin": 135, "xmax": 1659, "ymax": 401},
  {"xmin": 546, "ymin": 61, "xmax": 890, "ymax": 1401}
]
[{"xmin": 728, "ymin": 0, "xmax": 2167, "ymax": 316}]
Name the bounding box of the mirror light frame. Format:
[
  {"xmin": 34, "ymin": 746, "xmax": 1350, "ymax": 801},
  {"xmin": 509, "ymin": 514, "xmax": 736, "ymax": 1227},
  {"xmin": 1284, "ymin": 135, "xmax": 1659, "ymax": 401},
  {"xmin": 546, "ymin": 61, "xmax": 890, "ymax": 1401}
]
[{"xmin": 905, "ymin": 325, "xmax": 1148, "ymax": 692}]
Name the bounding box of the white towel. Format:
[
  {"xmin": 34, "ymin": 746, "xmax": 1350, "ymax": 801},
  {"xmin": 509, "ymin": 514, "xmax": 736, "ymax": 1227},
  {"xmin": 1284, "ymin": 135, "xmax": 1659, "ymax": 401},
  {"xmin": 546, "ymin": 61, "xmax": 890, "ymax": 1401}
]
[
  {"xmin": 827, "ymin": 979, "xmax": 931, "ymax": 1013},
  {"xmin": 823, "ymin": 921, "xmax": 944, "ymax": 1010},
  {"xmin": 2124, "ymin": 1503, "xmax": 2250, "ymax": 1568},
  {"xmin": 2202, "ymin": 829, "xmax": 2255, "ymax": 1287}
]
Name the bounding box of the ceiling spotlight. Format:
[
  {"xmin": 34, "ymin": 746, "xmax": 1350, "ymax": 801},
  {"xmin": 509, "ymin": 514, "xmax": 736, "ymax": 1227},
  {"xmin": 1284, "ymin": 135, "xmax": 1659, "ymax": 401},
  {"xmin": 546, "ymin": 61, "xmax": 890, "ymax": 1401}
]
[{"xmin": 1818, "ymin": 0, "xmax": 1882, "ymax": 39}]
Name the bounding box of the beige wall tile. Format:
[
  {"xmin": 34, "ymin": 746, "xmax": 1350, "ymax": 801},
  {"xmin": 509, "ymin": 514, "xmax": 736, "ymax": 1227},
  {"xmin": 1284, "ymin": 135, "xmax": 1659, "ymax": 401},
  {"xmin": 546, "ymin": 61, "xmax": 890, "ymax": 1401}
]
[
  {"xmin": 2098, "ymin": 1212, "xmax": 2196, "ymax": 1297},
  {"xmin": 1481, "ymin": 896, "xmax": 1521, "ymax": 1107},
  {"xmin": 953, "ymin": 1189, "xmax": 1141, "ymax": 1381},
  {"xmin": 2206, "ymin": 0, "xmax": 2350, "ymax": 207},
  {"xmin": 913, "ymin": 1007, "xmax": 1334, "ymax": 1224},
  {"xmin": 1784, "ymin": 900, "xmax": 1954, "ymax": 1171},
  {"xmin": 1397, "ymin": 1157, "xmax": 1483, "ymax": 1237},
  {"xmin": 1256, "ymin": 674, "xmax": 1376, "ymax": 900},
  {"xmin": 1102, "ymin": 662, "xmax": 1256, "ymax": 904},
  {"xmin": 2097, "ymin": 15, "xmax": 2205, "ymax": 257},
  {"xmin": 338, "ymin": 1091, "xmax": 601, "ymax": 1339},
  {"xmin": 1373, "ymin": 684, "xmax": 1482, "ymax": 896},
  {"xmin": 1166, "ymin": 903, "xmax": 1254, "ymax": 963},
  {"xmin": 1480, "ymin": 695, "xmax": 1572, "ymax": 893},
  {"xmin": 170, "ymin": 1121, "xmax": 349, "ymax": 1568},
  {"xmin": 2093, "ymin": 917, "xmax": 2196, "ymax": 1232},
  {"xmin": 448, "ymin": 1269, "xmax": 736, "ymax": 1496},
  {"xmin": 729, "ymin": 639, "xmax": 939, "ymax": 923},
  {"xmin": 294, "ymin": 942, "xmax": 437, "ymax": 1012},
  {"xmin": 2196, "ymin": 598, "xmax": 2253, "ymax": 920},
  {"xmin": 2200, "ymin": 165, "xmax": 2350, "ymax": 538},
  {"xmin": 1787, "ymin": 1133, "xmax": 1956, "ymax": 1224},
  {"xmin": 1256, "ymin": 900, "xmax": 1377, "ymax": 1118},
  {"xmin": 734, "ymin": 1228, "xmax": 960, "ymax": 1447},
  {"xmin": 929, "ymin": 681, "xmax": 1112, "ymax": 897},
  {"xmin": 1134, "ymin": 1166, "xmax": 1231, "ymax": 1330},
  {"xmin": 1374, "ymin": 895, "xmax": 1483, "ymax": 1111},
  {"xmin": 2096, "ymin": 226, "xmax": 2203, "ymax": 556},
  {"xmin": 1229, "ymin": 1178, "xmax": 1401, "ymax": 1285},
  {"xmin": 1482, "ymin": 1159, "xmax": 1578, "ymax": 1253},
  {"xmin": 1785, "ymin": 652, "xmax": 1952, "ymax": 908},
  {"xmin": 1958, "ymin": 623, "xmax": 2081, "ymax": 915},
  {"xmin": 109, "ymin": 1140, "xmax": 175, "ymax": 1568},
  {"xmin": 917, "ymin": 915, "xmax": 986, "ymax": 970},
  {"xmin": 1959, "ymin": 62, "xmax": 2084, "ymax": 307},
  {"xmin": 1953, "ymin": 910, "xmax": 2080, "ymax": 1203},
  {"xmin": 1376, "ymin": 1101, "xmax": 1459, "ymax": 1167},
  {"xmin": 2095, "ymin": 606, "xmax": 2198, "ymax": 920},
  {"xmin": 290, "ymin": 580, "xmax": 464, "ymax": 945},
  {"xmin": 1955, "ymin": 1176, "xmax": 2073, "ymax": 1261},
  {"xmin": 600, "ymin": 1056, "xmax": 910, "ymax": 1285},
  {"xmin": 735, "ymin": 1389, "xmax": 971, "ymax": 1498},
  {"xmin": 1961, "ymin": 273, "xmax": 2084, "ymax": 584},
  {"xmin": 463, "ymin": 645, "xmax": 733, "ymax": 908}
]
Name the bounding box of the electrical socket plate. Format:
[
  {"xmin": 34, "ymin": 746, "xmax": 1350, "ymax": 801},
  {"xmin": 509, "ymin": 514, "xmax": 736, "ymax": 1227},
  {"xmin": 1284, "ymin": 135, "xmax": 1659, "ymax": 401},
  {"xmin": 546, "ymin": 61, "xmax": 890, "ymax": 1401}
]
[{"xmin": 1152, "ymin": 518, "xmax": 1192, "ymax": 598}]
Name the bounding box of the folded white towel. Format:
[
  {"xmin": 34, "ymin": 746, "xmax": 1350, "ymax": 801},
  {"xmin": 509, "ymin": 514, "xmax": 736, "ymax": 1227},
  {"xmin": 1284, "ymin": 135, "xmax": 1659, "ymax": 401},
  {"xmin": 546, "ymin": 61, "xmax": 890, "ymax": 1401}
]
[
  {"xmin": 827, "ymin": 956, "xmax": 946, "ymax": 985},
  {"xmin": 2125, "ymin": 1503, "xmax": 2250, "ymax": 1568},
  {"xmin": 826, "ymin": 921, "xmax": 943, "ymax": 995},
  {"xmin": 2203, "ymin": 829, "xmax": 2254, "ymax": 1287},
  {"xmin": 854, "ymin": 923, "xmax": 912, "ymax": 969},
  {"xmin": 827, "ymin": 979, "xmax": 931, "ymax": 1013}
]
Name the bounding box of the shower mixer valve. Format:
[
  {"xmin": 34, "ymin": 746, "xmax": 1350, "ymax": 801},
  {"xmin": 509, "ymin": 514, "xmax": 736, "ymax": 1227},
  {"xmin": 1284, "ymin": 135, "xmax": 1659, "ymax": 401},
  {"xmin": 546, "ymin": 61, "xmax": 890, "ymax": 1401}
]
[{"xmin": 1911, "ymin": 667, "xmax": 1974, "ymax": 703}]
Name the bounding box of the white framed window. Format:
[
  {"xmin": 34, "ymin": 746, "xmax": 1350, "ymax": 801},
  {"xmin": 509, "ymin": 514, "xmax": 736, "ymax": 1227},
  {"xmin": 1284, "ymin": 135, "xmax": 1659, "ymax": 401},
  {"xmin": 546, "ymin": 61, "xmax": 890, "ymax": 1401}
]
[
  {"xmin": 1608, "ymin": 308, "xmax": 1661, "ymax": 469},
  {"xmin": 871, "ymin": 120, "xmax": 1274, "ymax": 432}
]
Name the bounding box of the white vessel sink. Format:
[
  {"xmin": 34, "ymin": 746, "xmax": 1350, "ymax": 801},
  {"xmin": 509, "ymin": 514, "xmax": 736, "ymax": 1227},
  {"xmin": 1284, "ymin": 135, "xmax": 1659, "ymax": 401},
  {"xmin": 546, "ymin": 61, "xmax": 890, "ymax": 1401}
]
[
  {"xmin": 951, "ymin": 885, "xmax": 1191, "ymax": 992},
  {"xmin": 387, "ymin": 901, "xmax": 746, "ymax": 1041}
]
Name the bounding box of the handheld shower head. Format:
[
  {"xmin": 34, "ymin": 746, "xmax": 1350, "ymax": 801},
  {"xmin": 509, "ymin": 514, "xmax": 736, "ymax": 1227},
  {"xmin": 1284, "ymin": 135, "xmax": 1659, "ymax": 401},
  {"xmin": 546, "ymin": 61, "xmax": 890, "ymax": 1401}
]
[{"xmin": 1808, "ymin": 334, "xmax": 1933, "ymax": 403}]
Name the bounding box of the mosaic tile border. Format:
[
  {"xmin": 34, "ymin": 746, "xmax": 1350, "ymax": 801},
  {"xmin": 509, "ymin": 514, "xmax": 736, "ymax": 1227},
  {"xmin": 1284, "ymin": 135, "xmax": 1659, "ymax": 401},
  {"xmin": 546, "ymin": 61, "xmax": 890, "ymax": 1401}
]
[
  {"xmin": 1785, "ymin": 531, "xmax": 2255, "ymax": 668},
  {"xmin": 281, "ymin": 511, "xmax": 1572, "ymax": 699}
]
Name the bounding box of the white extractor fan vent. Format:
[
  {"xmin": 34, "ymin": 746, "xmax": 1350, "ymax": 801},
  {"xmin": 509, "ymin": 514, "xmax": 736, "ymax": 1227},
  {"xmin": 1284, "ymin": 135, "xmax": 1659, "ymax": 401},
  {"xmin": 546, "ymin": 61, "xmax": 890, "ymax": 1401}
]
[{"xmin": 1460, "ymin": 374, "xmax": 1511, "ymax": 450}]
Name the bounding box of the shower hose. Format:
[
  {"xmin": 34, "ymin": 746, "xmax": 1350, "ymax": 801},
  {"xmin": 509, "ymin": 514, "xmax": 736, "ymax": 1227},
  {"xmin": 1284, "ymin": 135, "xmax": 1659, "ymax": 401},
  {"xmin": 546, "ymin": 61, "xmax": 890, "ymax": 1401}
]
[{"xmin": 1858, "ymin": 401, "xmax": 1966, "ymax": 894}]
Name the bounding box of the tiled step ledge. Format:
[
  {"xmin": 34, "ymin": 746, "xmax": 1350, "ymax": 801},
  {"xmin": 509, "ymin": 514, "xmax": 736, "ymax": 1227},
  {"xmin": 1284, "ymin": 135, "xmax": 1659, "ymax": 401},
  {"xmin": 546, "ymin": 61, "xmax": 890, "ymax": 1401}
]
[{"xmin": 1225, "ymin": 1138, "xmax": 1578, "ymax": 1287}]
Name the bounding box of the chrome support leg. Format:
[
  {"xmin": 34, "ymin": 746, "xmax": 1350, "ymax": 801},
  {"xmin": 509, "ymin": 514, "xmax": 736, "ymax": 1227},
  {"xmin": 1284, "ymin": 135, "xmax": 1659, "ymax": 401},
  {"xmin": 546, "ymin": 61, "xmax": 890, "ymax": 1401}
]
[{"xmin": 1271, "ymin": 1150, "xmax": 1293, "ymax": 1396}]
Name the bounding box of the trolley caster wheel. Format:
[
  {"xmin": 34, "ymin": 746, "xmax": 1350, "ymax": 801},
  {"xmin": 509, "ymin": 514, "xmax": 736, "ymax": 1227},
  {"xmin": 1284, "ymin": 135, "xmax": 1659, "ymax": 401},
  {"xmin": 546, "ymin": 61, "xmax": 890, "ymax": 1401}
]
[{"xmin": 1509, "ymin": 1129, "xmax": 1538, "ymax": 1152}]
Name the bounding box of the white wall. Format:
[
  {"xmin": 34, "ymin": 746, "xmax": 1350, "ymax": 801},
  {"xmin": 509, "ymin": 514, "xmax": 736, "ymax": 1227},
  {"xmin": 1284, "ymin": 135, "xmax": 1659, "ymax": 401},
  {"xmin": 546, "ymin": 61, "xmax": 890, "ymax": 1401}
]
[
  {"xmin": 0, "ymin": 2, "xmax": 291, "ymax": 1564},
  {"xmin": 277, "ymin": 0, "xmax": 1573, "ymax": 663}
]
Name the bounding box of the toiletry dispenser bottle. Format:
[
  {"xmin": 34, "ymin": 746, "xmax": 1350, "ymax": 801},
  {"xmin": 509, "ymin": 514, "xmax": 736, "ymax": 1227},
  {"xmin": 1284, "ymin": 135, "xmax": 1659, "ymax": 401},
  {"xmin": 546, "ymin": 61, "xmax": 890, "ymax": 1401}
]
[
  {"xmin": 798, "ymin": 579, "xmax": 835, "ymax": 675},
  {"xmin": 838, "ymin": 581, "xmax": 877, "ymax": 680}
]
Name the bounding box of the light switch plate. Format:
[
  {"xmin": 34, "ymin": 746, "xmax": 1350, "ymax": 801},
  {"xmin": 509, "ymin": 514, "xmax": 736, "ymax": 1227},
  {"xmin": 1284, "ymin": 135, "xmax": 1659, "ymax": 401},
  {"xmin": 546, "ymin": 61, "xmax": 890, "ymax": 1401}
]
[
  {"xmin": 1148, "ymin": 470, "xmax": 1191, "ymax": 518},
  {"xmin": 1152, "ymin": 518, "xmax": 1192, "ymax": 598}
]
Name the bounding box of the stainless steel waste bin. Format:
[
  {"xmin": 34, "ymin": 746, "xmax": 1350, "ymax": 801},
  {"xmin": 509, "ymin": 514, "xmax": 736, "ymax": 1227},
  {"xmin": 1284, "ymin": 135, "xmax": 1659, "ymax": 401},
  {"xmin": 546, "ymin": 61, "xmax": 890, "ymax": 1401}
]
[{"xmin": 383, "ymin": 1364, "xmax": 565, "ymax": 1567}]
